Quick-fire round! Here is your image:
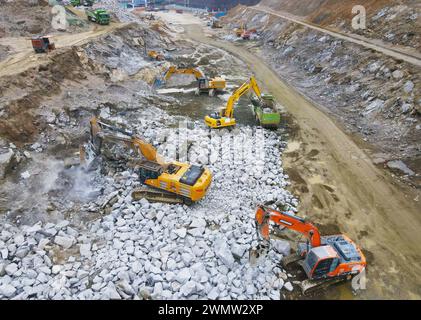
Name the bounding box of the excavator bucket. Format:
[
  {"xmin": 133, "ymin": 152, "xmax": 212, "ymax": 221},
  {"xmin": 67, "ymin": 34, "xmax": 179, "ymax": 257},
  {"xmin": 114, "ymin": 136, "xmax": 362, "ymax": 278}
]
[
  {"xmin": 249, "ymin": 205, "xmax": 272, "ymax": 266},
  {"xmin": 79, "ymin": 140, "xmax": 101, "ymax": 171},
  {"xmin": 249, "ymin": 242, "xmax": 269, "ymax": 266}
]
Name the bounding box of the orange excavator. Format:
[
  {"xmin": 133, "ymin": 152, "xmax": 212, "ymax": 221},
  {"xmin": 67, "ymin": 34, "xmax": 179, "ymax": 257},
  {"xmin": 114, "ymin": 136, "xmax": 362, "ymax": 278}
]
[{"xmin": 251, "ymin": 205, "xmax": 367, "ymax": 294}]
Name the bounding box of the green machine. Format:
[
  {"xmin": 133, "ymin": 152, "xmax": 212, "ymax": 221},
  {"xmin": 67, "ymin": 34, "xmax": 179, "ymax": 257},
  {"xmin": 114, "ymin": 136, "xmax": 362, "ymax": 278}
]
[
  {"xmin": 86, "ymin": 9, "xmax": 110, "ymax": 25},
  {"xmin": 251, "ymin": 94, "xmax": 281, "ymax": 129},
  {"xmin": 71, "ymin": 0, "xmax": 94, "ymax": 6}
]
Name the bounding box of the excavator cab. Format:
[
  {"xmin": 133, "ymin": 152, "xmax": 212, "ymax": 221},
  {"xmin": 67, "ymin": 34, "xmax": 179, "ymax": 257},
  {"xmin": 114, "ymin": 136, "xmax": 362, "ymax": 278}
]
[
  {"xmin": 138, "ymin": 161, "xmax": 163, "ymax": 183},
  {"xmin": 198, "ymin": 78, "xmax": 209, "ymax": 90},
  {"xmin": 302, "ymin": 246, "xmax": 340, "ymax": 279}
]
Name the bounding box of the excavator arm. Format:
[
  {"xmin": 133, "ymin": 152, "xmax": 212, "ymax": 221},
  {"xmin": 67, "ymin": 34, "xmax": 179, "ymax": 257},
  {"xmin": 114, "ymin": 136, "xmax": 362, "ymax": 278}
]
[
  {"xmin": 163, "ymin": 66, "xmax": 205, "ymax": 81},
  {"xmin": 223, "ymin": 76, "xmax": 262, "ymax": 118},
  {"xmin": 255, "ymin": 205, "xmax": 321, "ymax": 247},
  {"xmin": 89, "ymin": 117, "xmax": 165, "ymax": 165}
]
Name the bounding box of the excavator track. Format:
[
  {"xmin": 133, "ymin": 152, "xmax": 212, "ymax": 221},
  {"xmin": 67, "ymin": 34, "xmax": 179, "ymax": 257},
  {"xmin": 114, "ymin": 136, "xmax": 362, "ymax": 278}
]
[
  {"xmin": 299, "ymin": 275, "xmax": 351, "ymax": 296},
  {"xmin": 132, "ymin": 187, "xmax": 189, "ymax": 205},
  {"xmin": 281, "ymin": 253, "xmax": 304, "ymax": 269}
]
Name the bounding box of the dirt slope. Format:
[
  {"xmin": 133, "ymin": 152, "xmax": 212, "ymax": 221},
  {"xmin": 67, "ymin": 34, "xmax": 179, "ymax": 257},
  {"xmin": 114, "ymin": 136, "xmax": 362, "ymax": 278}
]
[
  {"xmin": 0, "ymin": 21, "xmax": 168, "ymax": 146},
  {"xmin": 249, "ymin": 5, "xmax": 421, "ymax": 65},
  {"xmin": 257, "ymin": 0, "xmax": 421, "ymax": 51},
  {"xmin": 0, "ymin": 22, "xmax": 128, "ymax": 78}
]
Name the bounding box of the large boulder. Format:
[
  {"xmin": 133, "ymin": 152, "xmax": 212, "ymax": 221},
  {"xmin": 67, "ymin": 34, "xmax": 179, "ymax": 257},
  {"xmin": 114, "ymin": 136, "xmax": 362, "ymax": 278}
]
[{"xmin": 0, "ymin": 149, "xmax": 17, "ymax": 179}]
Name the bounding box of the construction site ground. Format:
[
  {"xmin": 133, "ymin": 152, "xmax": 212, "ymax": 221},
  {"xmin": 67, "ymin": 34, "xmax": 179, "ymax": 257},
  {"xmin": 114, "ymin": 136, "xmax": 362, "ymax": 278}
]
[
  {"xmin": 155, "ymin": 11, "xmax": 421, "ymax": 299},
  {"xmin": 0, "ymin": 5, "xmax": 420, "ymax": 300},
  {"xmin": 0, "ymin": 6, "xmax": 296, "ymax": 300}
]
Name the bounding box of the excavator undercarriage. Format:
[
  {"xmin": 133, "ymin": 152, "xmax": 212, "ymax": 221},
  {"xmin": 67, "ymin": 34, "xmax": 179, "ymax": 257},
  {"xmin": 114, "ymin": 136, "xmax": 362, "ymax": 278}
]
[
  {"xmin": 298, "ymin": 272, "xmax": 352, "ymax": 295},
  {"xmin": 131, "ymin": 186, "xmax": 187, "ymax": 205}
]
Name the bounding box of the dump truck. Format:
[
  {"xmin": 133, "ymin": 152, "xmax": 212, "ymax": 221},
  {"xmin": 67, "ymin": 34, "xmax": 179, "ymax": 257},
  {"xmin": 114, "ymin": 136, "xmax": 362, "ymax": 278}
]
[
  {"xmin": 250, "ymin": 94, "xmax": 281, "ymax": 129},
  {"xmin": 71, "ymin": 0, "xmax": 94, "ymax": 6},
  {"xmin": 86, "ymin": 8, "xmax": 110, "ymax": 25},
  {"xmin": 31, "ymin": 36, "xmax": 55, "ymax": 54}
]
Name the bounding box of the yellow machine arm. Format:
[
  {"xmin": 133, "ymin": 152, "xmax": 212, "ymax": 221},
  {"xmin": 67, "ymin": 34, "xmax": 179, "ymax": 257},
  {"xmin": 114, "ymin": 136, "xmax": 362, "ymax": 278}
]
[
  {"xmin": 163, "ymin": 66, "xmax": 205, "ymax": 81},
  {"xmin": 223, "ymin": 76, "xmax": 262, "ymax": 118},
  {"xmin": 235, "ymin": 22, "xmax": 247, "ymax": 36},
  {"xmin": 89, "ymin": 117, "xmax": 165, "ymax": 165}
]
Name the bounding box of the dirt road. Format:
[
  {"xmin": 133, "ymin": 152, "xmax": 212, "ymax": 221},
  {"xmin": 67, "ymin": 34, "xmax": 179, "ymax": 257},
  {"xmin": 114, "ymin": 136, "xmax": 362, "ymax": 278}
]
[
  {"xmin": 250, "ymin": 5, "xmax": 421, "ymax": 67},
  {"xmin": 0, "ymin": 22, "xmax": 128, "ymax": 77},
  {"xmin": 181, "ymin": 23, "xmax": 421, "ymax": 299}
]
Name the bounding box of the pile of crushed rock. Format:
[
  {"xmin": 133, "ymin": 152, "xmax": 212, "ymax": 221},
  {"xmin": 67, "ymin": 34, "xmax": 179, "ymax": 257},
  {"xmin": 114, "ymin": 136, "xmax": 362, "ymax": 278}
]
[{"xmin": 0, "ymin": 110, "xmax": 298, "ymax": 299}]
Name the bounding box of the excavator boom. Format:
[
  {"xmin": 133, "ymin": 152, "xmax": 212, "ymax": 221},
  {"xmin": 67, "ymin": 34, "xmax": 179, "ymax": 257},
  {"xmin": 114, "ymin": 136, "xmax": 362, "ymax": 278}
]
[
  {"xmin": 205, "ymin": 76, "xmax": 262, "ymax": 128},
  {"xmin": 255, "ymin": 205, "xmax": 322, "ymax": 247},
  {"xmin": 89, "ymin": 117, "xmax": 164, "ymax": 165},
  {"xmin": 223, "ymin": 76, "xmax": 262, "ymax": 118},
  {"xmin": 157, "ymin": 66, "xmax": 226, "ymax": 96},
  {"xmin": 163, "ymin": 66, "xmax": 205, "ymax": 81}
]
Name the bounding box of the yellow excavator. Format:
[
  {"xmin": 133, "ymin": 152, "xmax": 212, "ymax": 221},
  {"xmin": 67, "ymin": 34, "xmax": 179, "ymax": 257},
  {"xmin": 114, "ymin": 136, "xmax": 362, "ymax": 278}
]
[
  {"xmin": 148, "ymin": 50, "xmax": 165, "ymax": 61},
  {"xmin": 235, "ymin": 22, "xmax": 246, "ymax": 37},
  {"xmin": 158, "ymin": 66, "xmax": 226, "ymax": 96},
  {"xmin": 204, "ymin": 76, "xmax": 262, "ymax": 129},
  {"xmin": 81, "ymin": 117, "xmax": 212, "ymax": 204}
]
